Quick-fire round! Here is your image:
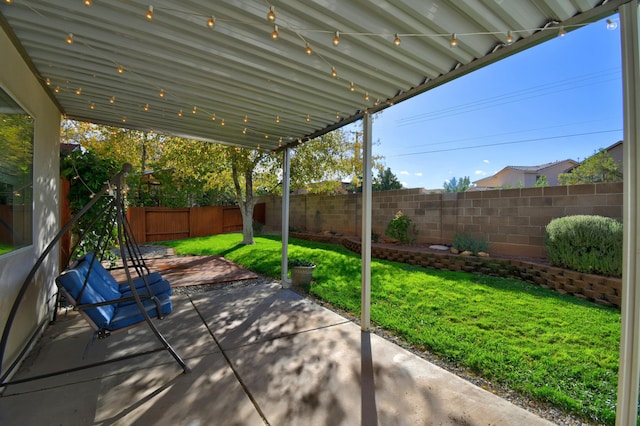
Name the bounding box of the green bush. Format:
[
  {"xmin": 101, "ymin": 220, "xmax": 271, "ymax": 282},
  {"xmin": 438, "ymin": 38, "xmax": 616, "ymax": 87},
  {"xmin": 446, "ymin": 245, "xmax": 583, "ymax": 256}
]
[
  {"xmin": 452, "ymin": 232, "xmax": 488, "ymax": 254},
  {"xmin": 545, "ymin": 215, "xmax": 622, "ymax": 277},
  {"xmin": 385, "ymin": 210, "xmax": 417, "ymax": 245}
]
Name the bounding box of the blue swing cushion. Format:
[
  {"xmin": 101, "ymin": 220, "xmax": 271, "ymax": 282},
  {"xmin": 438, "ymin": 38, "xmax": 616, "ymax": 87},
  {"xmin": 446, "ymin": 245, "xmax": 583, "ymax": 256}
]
[{"xmin": 56, "ymin": 253, "xmax": 172, "ymax": 332}]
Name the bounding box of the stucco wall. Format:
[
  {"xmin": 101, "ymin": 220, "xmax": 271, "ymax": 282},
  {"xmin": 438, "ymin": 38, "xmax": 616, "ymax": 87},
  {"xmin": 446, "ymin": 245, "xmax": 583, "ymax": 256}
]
[
  {"xmin": 264, "ymin": 182, "xmax": 623, "ymax": 258},
  {"xmin": 0, "ymin": 25, "xmax": 61, "ymax": 379}
]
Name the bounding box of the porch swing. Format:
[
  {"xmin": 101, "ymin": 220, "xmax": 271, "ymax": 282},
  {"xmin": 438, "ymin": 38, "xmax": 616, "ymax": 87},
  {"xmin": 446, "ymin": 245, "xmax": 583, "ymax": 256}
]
[{"xmin": 0, "ymin": 163, "xmax": 189, "ymax": 387}]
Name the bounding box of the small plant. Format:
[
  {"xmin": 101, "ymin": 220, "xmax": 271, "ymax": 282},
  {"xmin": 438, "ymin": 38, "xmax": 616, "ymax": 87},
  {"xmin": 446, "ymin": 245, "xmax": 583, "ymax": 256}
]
[
  {"xmin": 288, "ymin": 258, "xmax": 316, "ymax": 268},
  {"xmin": 385, "ymin": 210, "xmax": 417, "ymax": 245},
  {"xmin": 452, "ymin": 232, "xmax": 488, "ymax": 254},
  {"xmin": 545, "ymin": 215, "xmax": 622, "ymax": 277}
]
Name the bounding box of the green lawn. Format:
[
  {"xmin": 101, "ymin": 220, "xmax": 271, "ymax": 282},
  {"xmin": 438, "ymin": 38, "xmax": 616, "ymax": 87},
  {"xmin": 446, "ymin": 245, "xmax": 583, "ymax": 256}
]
[{"xmin": 161, "ymin": 233, "xmax": 620, "ymax": 424}]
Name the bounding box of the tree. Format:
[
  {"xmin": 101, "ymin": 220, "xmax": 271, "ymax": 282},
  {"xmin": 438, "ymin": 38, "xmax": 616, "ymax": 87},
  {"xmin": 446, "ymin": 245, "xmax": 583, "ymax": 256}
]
[
  {"xmin": 558, "ymin": 149, "xmax": 622, "ymax": 185},
  {"xmin": 443, "ymin": 176, "xmax": 472, "ymax": 192},
  {"xmin": 373, "ymin": 167, "xmax": 403, "ymax": 191},
  {"xmin": 534, "ymin": 176, "xmax": 548, "ymax": 187}
]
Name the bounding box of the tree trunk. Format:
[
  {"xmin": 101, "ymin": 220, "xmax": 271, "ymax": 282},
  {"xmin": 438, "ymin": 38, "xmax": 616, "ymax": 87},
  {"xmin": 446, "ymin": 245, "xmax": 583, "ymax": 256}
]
[{"xmin": 231, "ymin": 160, "xmax": 256, "ymax": 245}]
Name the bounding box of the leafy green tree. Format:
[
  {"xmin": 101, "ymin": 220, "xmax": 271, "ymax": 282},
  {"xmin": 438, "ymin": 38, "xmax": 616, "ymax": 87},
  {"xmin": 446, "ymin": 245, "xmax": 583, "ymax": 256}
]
[
  {"xmin": 373, "ymin": 167, "xmax": 403, "ymax": 191},
  {"xmin": 443, "ymin": 176, "xmax": 472, "ymax": 192},
  {"xmin": 534, "ymin": 176, "xmax": 548, "ymax": 187},
  {"xmin": 558, "ymin": 149, "xmax": 622, "ymax": 185}
]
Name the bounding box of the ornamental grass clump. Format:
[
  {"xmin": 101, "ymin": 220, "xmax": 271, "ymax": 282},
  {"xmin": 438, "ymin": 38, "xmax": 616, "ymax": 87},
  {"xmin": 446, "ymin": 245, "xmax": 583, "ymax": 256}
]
[{"xmin": 545, "ymin": 215, "xmax": 622, "ymax": 277}]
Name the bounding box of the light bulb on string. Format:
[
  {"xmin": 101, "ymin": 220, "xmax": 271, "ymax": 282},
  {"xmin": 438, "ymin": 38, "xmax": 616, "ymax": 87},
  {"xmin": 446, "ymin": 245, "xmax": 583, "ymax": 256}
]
[
  {"xmin": 332, "ymin": 31, "xmax": 340, "ymax": 46},
  {"xmin": 336, "ymin": 112, "xmax": 340, "ymax": 119},
  {"xmin": 84, "ymin": 0, "xmax": 92, "ymax": 6},
  {"xmin": 143, "ymin": 103, "xmax": 149, "ymax": 111},
  {"xmin": 117, "ymin": 65, "xmax": 124, "ymax": 74},
  {"xmin": 46, "ymin": 78, "xmax": 51, "ymax": 86},
  {"xmin": 159, "ymin": 89, "xmax": 165, "ymax": 98},
  {"xmin": 349, "ymin": 82, "xmax": 355, "ymax": 92},
  {"xmin": 75, "ymin": 88, "xmax": 82, "ymax": 95},
  {"xmin": 146, "ymin": 5, "xmax": 154, "ymax": 20},
  {"xmin": 89, "ymin": 102, "xmax": 95, "ymax": 110},
  {"xmin": 211, "ymin": 114, "xmax": 216, "ymax": 121},
  {"xmin": 393, "ymin": 33, "xmax": 401, "ymax": 46},
  {"xmin": 271, "ymin": 25, "xmax": 279, "ymax": 40},
  {"xmin": 242, "ymin": 128, "xmax": 247, "ymax": 134},
  {"xmin": 506, "ymin": 30, "xmax": 513, "ymax": 44},
  {"xmin": 221, "ymin": 119, "xmax": 225, "ymax": 126},
  {"xmin": 275, "ymin": 115, "xmax": 280, "ymax": 123},
  {"xmin": 177, "ymin": 109, "xmax": 183, "ymax": 117},
  {"xmin": 122, "ymin": 117, "xmax": 127, "ymax": 123},
  {"xmin": 306, "ymin": 114, "xmax": 311, "ymax": 122},
  {"xmin": 606, "ymin": 19, "xmax": 617, "ymax": 30},
  {"xmin": 331, "ymin": 67, "xmax": 337, "ymax": 78},
  {"xmin": 192, "ymin": 106, "xmax": 197, "ymax": 114},
  {"xmin": 207, "ymin": 16, "xmax": 215, "ymax": 28},
  {"xmin": 558, "ymin": 26, "xmax": 566, "ymax": 37},
  {"xmin": 243, "ymin": 115, "xmax": 248, "ymax": 123},
  {"xmin": 449, "ymin": 33, "xmax": 457, "ymax": 47},
  {"xmin": 66, "ymin": 33, "xmax": 74, "ymax": 44},
  {"xmin": 364, "ymin": 92, "xmax": 369, "ymax": 101},
  {"xmin": 305, "ymin": 43, "xmax": 313, "ymax": 55},
  {"xmin": 109, "ymin": 96, "xmax": 115, "ymax": 104},
  {"xmin": 267, "ymin": 6, "xmax": 276, "ymax": 22}
]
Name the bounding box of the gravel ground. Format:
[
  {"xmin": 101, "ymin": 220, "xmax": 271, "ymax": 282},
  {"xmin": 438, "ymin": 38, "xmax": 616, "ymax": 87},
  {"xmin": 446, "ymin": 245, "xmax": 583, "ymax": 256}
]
[{"xmin": 173, "ymin": 274, "xmax": 600, "ymax": 426}]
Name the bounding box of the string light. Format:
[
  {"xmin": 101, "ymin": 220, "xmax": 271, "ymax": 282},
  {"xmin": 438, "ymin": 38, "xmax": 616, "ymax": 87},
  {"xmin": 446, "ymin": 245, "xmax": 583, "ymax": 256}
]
[
  {"xmin": 506, "ymin": 30, "xmax": 513, "ymax": 44},
  {"xmin": 449, "ymin": 33, "xmax": 457, "ymax": 47},
  {"xmin": 207, "ymin": 16, "xmax": 215, "ymax": 28},
  {"xmin": 336, "ymin": 112, "xmax": 340, "ymax": 119},
  {"xmin": 332, "ymin": 31, "xmax": 340, "ymax": 46},
  {"xmin": 177, "ymin": 109, "xmax": 183, "ymax": 116},
  {"xmin": 143, "ymin": 103, "xmax": 149, "ymax": 111},
  {"xmin": 271, "ymin": 25, "xmax": 279, "ymax": 40},
  {"xmin": 349, "ymin": 81, "xmax": 355, "ymax": 92},
  {"xmin": 89, "ymin": 102, "xmax": 95, "ymax": 110},
  {"xmin": 331, "ymin": 67, "xmax": 337, "ymax": 78},
  {"xmin": 117, "ymin": 65, "xmax": 124, "ymax": 74},
  {"xmin": 5, "ymin": 0, "xmax": 11, "ymax": 4},
  {"xmin": 558, "ymin": 26, "xmax": 566, "ymax": 37},
  {"xmin": 211, "ymin": 114, "xmax": 216, "ymax": 121},
  {"xmin": 192, "ymin": 106, "xmax": 197, "ymax": 114},
  {"xmin": 146, "ymin": 5, "xmax": 154, "ymax": 20},
  {"xmin": 221, "ymin": 119, "xmax": 225, "ymax": 126},
  {"xmin": 306, "ymin": 114, "xmax": 310, "ymax": 122},
  {"xmin": 122, "ymin": 117, "xmax": 126, "ymax": 123},
  {"xmin": 275, "ymin": 115, "xmax": 280, "ymax": 123},
  {"xmin": 393, "ymin": 33, "xmax": 401, "ymax": 46},
  {"xmin": 84, "ymin": 0, "xmax": 92, "ymax": 6},
  {"xmin": 243, "ymin": 115, "xmax": 248, "ymax": 123},
  {"xmin": 267, "ymin": 6, "xmax": 276, "ymax": 22},
  {"xmin": 305, "ymin": 42, "xmax": 313, "ymax": 55},
  {"xmin": 278, "ymin": 137, "xmax": 282, "ymax": 147},
  {"xmin": 159, "ymin": 89, "xmax": 165, "ymax": 97},
  {"xmin": 606, "ymin": 19, "xmax": 618, "ymax": 30},
  {"xmin": 364, "ymin": 92, "xmax": 369, "ymax": 101},
  {"xmin": 109, "ymin": 96, "xmax": 115, "ymax": 103},
  {"xmin": 45, "ymin": 78, "xmax": 51, "ymax": 86},
  {"xmin": 66, "ymin": 33, "xmax": 74, "ymax": 44},
  {"xmin": 75, "ymin": 88, "xmax": 82, "ymax": 95},
  {"xmin": 54, "ymin": 86, "xmax": 60, "ymax": 93},
  {"xmin": 242, "ymin": 128, "xmax": 247, "ymax": 134}
]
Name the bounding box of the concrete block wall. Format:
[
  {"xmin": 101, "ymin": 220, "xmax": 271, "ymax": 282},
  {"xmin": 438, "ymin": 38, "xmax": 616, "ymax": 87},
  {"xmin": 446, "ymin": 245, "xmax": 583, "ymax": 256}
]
[{"xmin": 263, "ymin": 182, "xmax": 623, "ymax": 258}]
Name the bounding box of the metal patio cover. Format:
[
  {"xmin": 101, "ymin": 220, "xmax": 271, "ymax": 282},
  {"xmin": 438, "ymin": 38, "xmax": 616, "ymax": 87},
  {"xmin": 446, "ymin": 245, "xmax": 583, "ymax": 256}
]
[{"xmin": 0, "ymin": 0, "xmax": 621, "ymax": 151}]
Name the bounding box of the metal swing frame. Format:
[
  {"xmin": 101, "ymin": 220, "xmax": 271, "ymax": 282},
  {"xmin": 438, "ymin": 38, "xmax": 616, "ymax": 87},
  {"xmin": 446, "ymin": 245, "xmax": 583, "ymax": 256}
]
[{"xmin": 0, "ymin": 163, "xmax": 189, "ymax": 387}]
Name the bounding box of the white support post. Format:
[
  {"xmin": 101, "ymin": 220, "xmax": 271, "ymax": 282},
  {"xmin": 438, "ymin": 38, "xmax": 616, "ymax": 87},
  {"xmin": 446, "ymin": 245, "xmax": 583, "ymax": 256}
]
[
  {"xmin": 361, "ymin": 113, "xmax": 373, "ymax": 331},
  {"xmin": 617, "ymin": 2, "xmax": 640, "ymax": 425},
  {"xmin": 281, "ymin": 148, "xmax": 291, "ymax": 285}
]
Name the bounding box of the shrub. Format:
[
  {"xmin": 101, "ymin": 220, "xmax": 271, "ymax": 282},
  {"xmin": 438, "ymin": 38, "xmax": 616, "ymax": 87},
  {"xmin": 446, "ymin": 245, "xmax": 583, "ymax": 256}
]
[
  {"xmin": 452, "ymin": 232, "xmax": 488, "ymax": 254},
  {"xmin": 545, "ymin": 215, "xmax": 622, "ymax": 277},
  {"xmin": 385, "ymin": 210, "xmax": 417, "ymax": 245}
]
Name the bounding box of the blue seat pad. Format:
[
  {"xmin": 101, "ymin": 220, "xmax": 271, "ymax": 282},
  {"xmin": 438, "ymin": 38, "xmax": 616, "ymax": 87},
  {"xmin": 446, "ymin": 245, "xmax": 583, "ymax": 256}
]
[{"xmin": 109, "ymin": 292, "xmax": 172, "ymax": 330}]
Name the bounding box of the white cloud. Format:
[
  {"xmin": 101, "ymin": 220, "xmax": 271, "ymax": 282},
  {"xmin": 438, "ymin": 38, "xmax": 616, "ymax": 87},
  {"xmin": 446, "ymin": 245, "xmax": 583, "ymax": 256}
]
[
  {"xmin": 399, "ymin": 171, "xmax": 410, "ymax": 175},
  {"xmin": 483, "ymin": 159, "xmax": 490, "ymax": 164},
  {"xmin": 415, "ymin": 172, "xmax": 423, "ymax": 177},
  {"xmin": 475, "ymin": 170, "xmax": 487, "ymax": 176}
]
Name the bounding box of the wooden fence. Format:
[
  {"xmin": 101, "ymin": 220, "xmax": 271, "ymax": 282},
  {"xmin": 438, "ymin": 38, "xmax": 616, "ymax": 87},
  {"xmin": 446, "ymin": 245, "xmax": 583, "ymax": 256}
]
[{"xmin": 127, "ymin": 203, "xmax": 265, "ymax": 243}]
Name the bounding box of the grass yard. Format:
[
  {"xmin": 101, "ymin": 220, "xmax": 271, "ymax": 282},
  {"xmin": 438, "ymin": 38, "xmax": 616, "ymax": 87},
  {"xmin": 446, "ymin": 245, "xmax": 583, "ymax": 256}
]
[{"xmin": 161, "ymin": 233, "xmax": 620, "ymax": 424}]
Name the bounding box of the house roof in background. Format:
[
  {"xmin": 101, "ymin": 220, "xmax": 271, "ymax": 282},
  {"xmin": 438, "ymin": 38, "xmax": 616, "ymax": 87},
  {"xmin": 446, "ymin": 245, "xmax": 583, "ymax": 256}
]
[{"xmin": 0, "ymin": 1, "xmax": 624, "ymax": 151}]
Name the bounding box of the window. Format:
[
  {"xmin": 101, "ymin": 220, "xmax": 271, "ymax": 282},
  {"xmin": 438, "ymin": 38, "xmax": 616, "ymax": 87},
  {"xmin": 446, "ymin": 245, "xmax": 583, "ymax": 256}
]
[{"xmin": 0, "ymin": 87, "xmax": 33, "ymax": 255}]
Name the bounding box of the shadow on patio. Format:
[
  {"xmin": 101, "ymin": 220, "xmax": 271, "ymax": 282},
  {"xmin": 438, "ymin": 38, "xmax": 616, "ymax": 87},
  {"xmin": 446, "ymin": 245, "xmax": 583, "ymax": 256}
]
[{"xmin": 0, "ymin": 274, "xmax": 554, "ymax": 425}]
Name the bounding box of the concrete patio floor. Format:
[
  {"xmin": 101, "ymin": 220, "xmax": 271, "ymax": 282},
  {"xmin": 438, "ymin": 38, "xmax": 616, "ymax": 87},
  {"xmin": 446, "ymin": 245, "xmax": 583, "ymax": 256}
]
[{"xmin": 0, "ymin": 281, "xmax": 554, "ymax": 425}]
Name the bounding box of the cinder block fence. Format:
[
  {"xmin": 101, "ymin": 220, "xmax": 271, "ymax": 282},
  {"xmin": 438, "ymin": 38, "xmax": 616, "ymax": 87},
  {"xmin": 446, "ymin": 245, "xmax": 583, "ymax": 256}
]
[{"xmin": 263, "ymin": 182, "xmax": 623, "ymax": 258}]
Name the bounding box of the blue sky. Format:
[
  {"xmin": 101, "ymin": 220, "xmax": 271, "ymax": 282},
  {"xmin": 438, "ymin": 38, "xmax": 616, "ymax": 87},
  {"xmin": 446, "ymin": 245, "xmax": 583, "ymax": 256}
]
[{"xmin": 360, "ymin": 15, "xmax": 623, "ymax": 190}]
